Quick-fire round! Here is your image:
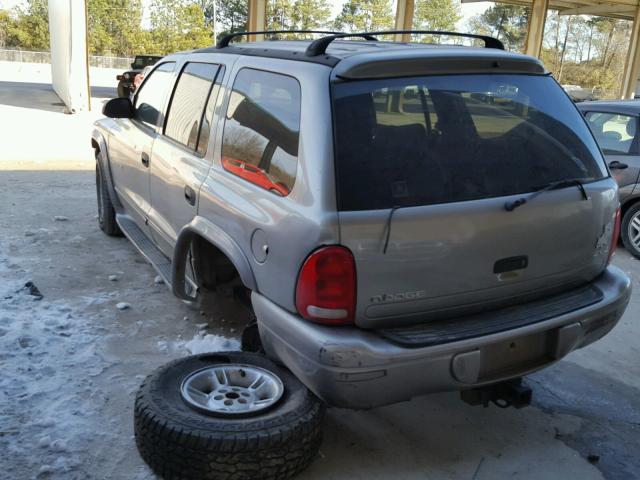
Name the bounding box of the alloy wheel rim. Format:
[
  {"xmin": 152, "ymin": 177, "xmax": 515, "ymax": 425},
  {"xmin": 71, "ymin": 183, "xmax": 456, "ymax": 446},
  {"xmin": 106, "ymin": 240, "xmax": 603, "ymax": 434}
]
[
  {"xmin": 180, "ymin": 364, "xmax": 284, "ymax": 416},
  {"xmin": 628, "ymin": 212, "xmax": 640, "ymax": 250}
]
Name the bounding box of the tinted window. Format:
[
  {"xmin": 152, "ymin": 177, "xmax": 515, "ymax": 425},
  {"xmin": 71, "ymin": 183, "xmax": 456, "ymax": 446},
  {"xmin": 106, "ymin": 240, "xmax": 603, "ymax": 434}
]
[
  {"xmin": 165, "ymin": 62, "xmax": 220, "ymax": 152},
  {"xmin": 585, "ymin": 112, "xmax": 638, "ymax": 155},
  {"xmin": 221, "ymin": 69, "xmax": 301, "ymax": 196},
  {"xmin": 197, "ymin": 66, "xmax": 225, "ymax": 156},
  {"xmin": 135, "ymin": 62, "xmax": 175, "ymax": 129},
  {"xmin": 333, "ymin": 74, "xmax": 608, "ymax": 211},
  {"xmin": 132, "ymin": 56, "xmax": 160, "ymax": 69}
]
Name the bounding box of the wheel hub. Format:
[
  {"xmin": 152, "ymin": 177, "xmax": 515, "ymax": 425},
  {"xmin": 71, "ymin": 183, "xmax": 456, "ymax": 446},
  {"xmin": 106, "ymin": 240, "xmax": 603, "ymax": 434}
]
[{"xmin": 180, "ymin": 364, "xmax": 284, "ymax": 416}]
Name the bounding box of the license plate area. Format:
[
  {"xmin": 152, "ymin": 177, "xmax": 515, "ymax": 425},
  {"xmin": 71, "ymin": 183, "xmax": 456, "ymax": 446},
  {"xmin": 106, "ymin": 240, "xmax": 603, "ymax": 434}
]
[{"xmin": 479, "ymin": 330, "xmax": 554, "ymax": 382}]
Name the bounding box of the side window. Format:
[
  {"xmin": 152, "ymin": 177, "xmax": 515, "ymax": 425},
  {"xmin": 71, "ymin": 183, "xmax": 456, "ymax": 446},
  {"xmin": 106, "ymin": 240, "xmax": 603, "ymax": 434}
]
[
  {"xmin": 196, "ymin": 66, "xmax": 225, "ymax": 156},
  {"xmin": 221, "ymin": 69, "xmax": 301, "ymax": 196},
  {"xmin": 164, "ymin": 62, "xmax": 221, "ymax": 153},
  {"xmin": 134, "ymin": 62, "xmax": 176, "ymax": 129},
  {"xmin": 585, "ymin": 112, "xmax": 638, "ymax": 155}
]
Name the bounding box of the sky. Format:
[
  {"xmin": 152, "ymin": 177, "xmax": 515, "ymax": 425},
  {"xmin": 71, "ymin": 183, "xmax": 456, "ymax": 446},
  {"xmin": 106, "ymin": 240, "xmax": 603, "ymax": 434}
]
[{"xmin": 0, "ymin": 0, "xmax": 493, "ymax": 29}]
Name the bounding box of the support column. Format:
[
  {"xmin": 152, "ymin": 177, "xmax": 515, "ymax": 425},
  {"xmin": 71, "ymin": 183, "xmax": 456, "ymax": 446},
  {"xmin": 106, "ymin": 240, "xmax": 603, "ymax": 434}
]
[
  {"xmin": 394, "ymin": 0, "xmax": 415, "ymax": 42},
  {"xmin": 523, "ymin": 0, "xmax": 549, "ymax": 57},
  {"xmin": 621, "ymin": 5, "xmax": 640, "ymax": 99},
  {"xmin": 247, "ymin": 0, "xmax": 267, "ymax": 42},
  {"xmin": 48, "ymin": 0, "xmax": 90, "ymax": 112}
]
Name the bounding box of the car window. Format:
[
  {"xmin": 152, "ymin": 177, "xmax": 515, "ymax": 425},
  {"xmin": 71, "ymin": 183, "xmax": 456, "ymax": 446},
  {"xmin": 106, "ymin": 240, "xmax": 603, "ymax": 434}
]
[
  {"xmin": 585, "ymin": 112, "xmax": 637, "ymax": 155},
  {"xmin": 333, "ymin": 74, "xmax": 607, "ymax": 211},
  {"xmin": 134, "ymin": 62, "xmax": 176, "ymax": 129},
  {"xmin": 164, "ymin": 62, "xmax": 220, "ymax": 153},
  {"xmin": 195, "ymin": 66, "xmax": 225, "ymax": 156},
  {"xmin": 221, "ymin": 69, "xmax": 301, "ymax": 196}
]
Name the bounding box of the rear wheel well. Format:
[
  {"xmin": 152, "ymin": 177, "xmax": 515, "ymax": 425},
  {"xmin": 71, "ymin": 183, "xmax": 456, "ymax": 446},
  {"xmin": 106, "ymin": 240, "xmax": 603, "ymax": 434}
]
[
  {"xmin": 190, "ymin": 235, "xmax": 241, "ymax": 291},
  {"xmin": 91, "ymin": 138, "xmax": 99, "ymax": 152}
]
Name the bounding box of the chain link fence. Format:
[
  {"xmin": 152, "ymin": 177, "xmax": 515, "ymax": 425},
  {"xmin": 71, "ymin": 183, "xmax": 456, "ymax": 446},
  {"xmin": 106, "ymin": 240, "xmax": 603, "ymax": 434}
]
[{"xmin": 0, "ymin": 49, "xmax": 133, "ymax": 69}]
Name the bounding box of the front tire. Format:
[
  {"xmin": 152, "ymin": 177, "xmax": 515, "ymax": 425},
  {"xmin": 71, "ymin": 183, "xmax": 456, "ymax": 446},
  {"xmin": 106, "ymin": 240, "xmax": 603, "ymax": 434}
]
[
  {"xmin": 134, "ymin": 352, "xmax": 325, "ymax": 480},
  {"xmin": 621, "ymin": 202, "xmax": 640, "ymax": 258},
  {"xmin": 96, "ymin": 155, "xmax": 121, "ymax": 236}
]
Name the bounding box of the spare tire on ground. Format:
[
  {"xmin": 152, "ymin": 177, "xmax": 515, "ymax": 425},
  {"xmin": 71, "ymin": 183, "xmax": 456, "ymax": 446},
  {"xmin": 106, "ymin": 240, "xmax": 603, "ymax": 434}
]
[{"xmin": 134, "ymin": 352, "xmax": 325, "ymax": 480}]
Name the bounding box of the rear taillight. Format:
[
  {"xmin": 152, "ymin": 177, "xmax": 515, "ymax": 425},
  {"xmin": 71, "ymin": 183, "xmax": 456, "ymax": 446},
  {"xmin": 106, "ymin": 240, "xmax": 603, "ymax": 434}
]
[
  {"xmin": 607, "ymin": 208, "xmax": 621, "ymax": 265},
  {"xmin": 295, "ymin": 246, "xmax": 356, "ymax": 325}
]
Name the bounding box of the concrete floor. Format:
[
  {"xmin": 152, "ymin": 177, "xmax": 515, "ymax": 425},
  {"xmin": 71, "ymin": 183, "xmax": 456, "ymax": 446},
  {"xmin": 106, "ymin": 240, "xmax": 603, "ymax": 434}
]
[
  {"xmin": 1, "ymin": 170, "xmax": 638, "ymax": 480},
  {"xmin": 0, "ymin": 70, "xmax": 638, "ymax": 480}
]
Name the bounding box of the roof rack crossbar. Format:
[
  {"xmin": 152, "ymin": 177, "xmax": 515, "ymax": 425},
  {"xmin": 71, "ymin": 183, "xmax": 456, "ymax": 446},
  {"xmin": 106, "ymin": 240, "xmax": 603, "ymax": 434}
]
[
  {"xmin": 216, "ymin": 30, "xmax": 351, "ymax": 49},
  {"xmin": 305, "ymin": 30, "xmax": 504, "ymax": 56}
]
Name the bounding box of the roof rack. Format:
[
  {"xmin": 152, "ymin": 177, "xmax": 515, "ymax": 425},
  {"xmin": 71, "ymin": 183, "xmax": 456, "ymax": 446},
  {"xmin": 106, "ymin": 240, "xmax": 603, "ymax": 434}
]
[
  {"xmin": 216, "ymin": 30, "xmax": 360, "ymax": 49},
  {"xmin": 305, "ymin": 30, "xmax": 505, "ymax": 56}
]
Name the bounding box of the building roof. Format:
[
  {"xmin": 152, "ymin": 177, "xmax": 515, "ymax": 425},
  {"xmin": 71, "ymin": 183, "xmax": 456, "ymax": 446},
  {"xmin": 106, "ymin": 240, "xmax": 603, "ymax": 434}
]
[{"xmin": 462, "ymin": 0, "xmax": 639, "ymax": 21}]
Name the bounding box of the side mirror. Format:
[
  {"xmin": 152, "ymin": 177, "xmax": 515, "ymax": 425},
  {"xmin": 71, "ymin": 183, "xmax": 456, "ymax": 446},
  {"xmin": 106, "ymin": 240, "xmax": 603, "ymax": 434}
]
[{"xmin": 103, "ymin": 97, "xmax": 134, "ymax": 118}]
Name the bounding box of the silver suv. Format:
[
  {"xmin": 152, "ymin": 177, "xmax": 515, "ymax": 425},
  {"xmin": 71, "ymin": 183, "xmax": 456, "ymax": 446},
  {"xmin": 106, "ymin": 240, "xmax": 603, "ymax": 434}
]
[{"xmin": 94, "ymin": 30, "xmax": 631, "ymax": 479}]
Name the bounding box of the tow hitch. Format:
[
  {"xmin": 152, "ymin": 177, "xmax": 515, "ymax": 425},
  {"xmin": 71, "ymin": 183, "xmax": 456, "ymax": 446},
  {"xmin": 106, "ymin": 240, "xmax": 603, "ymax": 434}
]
[{"xmin": 460, "ymin": 378, "xmax": 532, "ymax": 409}]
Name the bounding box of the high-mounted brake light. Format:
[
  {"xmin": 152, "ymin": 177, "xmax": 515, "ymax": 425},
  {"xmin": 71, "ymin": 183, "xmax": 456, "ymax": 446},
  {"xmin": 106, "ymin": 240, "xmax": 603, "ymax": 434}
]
[
  {"xmin": 607, "ymin": 208, "xmax": 621, "ymax": 265},
  {"xmin": 295, "ymin": 246, "xmax": 356, "ymax": 325}
]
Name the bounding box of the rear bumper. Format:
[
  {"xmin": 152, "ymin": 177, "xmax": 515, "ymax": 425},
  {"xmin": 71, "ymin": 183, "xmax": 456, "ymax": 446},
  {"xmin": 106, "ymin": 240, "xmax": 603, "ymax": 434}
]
[{"xmin": 254, "ymin": 266, "xmax": 631, "ymax": 409}]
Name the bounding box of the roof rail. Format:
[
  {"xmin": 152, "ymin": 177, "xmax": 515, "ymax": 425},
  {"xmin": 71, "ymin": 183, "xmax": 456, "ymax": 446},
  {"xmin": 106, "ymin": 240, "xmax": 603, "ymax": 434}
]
[
  {"xmin": 216, "ymin": 30, "xmax": 353, "ymax": 49},
  {"xmin": 305, "ymin": 30, "xmax": 505, "ymax": 56}
]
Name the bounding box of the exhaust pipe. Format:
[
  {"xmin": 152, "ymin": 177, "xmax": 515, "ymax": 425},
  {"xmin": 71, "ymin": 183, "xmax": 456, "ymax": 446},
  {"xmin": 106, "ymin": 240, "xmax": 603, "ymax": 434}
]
[{"xmin": 460, "ymin": 378, "xmax": 532, "ymax": 409}]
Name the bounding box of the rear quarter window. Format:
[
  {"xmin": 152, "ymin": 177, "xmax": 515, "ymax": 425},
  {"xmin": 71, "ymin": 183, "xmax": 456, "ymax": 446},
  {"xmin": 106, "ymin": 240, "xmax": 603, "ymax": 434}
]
[{"xmin": 221, "ymin": 69, "xmax": 301, "ymax": 196}]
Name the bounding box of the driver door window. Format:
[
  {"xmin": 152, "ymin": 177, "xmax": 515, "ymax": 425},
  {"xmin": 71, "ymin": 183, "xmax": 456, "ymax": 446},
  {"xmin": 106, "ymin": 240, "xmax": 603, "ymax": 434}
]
[{"xmin": 134, "ymin": 62, "xmax": 176, "ymax": 129}]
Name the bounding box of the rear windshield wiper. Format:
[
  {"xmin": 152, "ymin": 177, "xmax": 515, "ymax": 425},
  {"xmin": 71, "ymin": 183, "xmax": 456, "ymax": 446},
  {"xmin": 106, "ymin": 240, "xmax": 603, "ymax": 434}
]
[{"xmin": 504, "ymin": 178, "xmax": 591, "ymax": 212}]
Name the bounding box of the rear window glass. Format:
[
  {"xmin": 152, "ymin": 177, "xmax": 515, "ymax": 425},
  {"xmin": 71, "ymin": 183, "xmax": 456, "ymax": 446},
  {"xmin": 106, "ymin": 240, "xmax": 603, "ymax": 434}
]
[{"xmin": 333, "ymin": 74, "xmax": 607, "ymax": 211}]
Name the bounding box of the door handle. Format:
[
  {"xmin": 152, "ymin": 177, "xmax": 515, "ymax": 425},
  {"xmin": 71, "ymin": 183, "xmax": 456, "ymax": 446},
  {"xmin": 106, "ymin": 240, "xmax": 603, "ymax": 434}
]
[
  {"xmin": 141, "ymin": 152, "xmax": 150, "ymax": 167},
  {"xmin": 184, "ymin": 185, "xmax": 196, "ymax": 206},
  {"xmin": 609, "ymin": 160, "xmax": 628, "ymax": 170}
]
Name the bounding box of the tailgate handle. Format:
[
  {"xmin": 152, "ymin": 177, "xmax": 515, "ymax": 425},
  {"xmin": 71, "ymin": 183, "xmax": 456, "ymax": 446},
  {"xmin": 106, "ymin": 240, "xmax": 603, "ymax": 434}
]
[{"xmin": 494, "ymin": 256, "xmax": 528, "ymax": 274}]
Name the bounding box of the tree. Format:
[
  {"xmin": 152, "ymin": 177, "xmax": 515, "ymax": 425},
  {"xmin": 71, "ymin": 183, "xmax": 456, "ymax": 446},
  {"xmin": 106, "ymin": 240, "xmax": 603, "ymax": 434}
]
[
  {"xmin": 0, "ymin": 10, "xmax": 12, "ymax": 48},
  {"xmin": 87, "ymin": 0, "xmax": 147, "ymax": 56},
  {"xmin": 413, "ymin": 0, "xmax": 460, "ymax": 32},
  {"xmin": 215, "ymin": 0, "xmax": 248, "ymax": 38},
  {"xmin": 268, "ymin": 0, "xmax": 295, "ymax": 31},
  {"xmin": 468, "ymin": 5, "xmax": 528, "ymax": 51},
  {"xmin": 6, "ymin": 0, "xmax": 49, "ymax": 51},
  {"xmin": 333, "ymin": 0, "xmax": 394, "ymax": 32},
  {"xmin": 149, "ymin": 0, "xmax": 212, "ymax": 53},
  {"xmin": 291, "ymin": 0, "xmax": 332, "ymax": 30}
]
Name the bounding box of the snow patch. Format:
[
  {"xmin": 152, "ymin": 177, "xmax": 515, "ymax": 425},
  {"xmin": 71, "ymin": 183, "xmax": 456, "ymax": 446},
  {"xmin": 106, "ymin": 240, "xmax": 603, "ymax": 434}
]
[{"xmin": 183, "ymin": 332, "xmax": 240, "ymax": 354}]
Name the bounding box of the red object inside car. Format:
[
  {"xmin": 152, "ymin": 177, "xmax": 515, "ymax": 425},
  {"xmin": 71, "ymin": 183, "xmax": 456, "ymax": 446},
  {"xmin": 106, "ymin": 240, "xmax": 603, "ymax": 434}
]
[{"xmin": 221, "ymin": 156, "xmax": 290, "ymax": 196}]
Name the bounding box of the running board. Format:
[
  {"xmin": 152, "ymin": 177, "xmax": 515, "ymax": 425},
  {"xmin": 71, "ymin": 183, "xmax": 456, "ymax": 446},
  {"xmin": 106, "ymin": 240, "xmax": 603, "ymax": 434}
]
[{"xmin": 116, "ymin": 215, "xmax": 172, "ymax": 287}]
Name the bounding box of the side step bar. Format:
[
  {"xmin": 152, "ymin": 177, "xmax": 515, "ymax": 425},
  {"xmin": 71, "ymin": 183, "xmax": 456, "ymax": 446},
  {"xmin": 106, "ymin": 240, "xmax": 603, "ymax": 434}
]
[{"xmin": 116, "ymin": 215, "xmax": 173, "ymax": 287}]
